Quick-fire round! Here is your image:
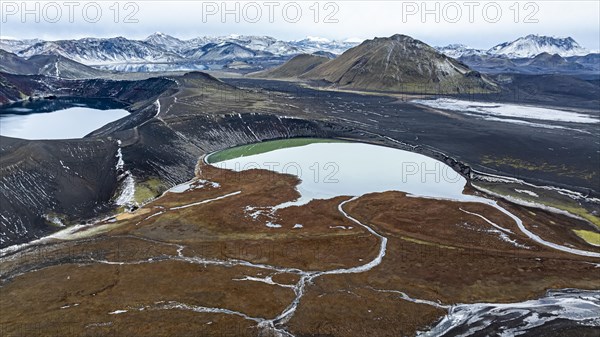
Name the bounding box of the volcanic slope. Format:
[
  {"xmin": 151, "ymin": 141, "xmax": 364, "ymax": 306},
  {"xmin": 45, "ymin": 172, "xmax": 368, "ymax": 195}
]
[
  {"xmin": 0, "ymin": 49, "xmax": 105, "ymax": 79},
  {"xmin": 254, "ymin": 34, "xmax": 498, "ymax": 94},
  {"xmin": 250, "ymin": 53, "xmax": 330, "ymax": 79},
  {"xmin": 0, "ymin": 72, "xmax": 335, "ymax": 248}
]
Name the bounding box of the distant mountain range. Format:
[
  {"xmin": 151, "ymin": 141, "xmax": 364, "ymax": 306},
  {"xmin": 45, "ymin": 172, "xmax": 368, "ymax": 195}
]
[
  {"xmin": 0, "ymin": 34, "xmax": 360, "ymax": 66},
  {"xmin": 1, "ymin": 33, "xmax": 596, "ymax": 68},
  {"xmin": 435, "ymin": 35, "xmax": 597, "ymax": 77},
  {"xmin": 0, "ymin": 33, "xmax": 597, "ymax": 77},
  {"xmin": 457, "ymin": 53, "xmax": 599, "ymax": 77},
  {"xmin": 436, "ymin": 34, "xmax": 590, "ymax": 58},
  {"xmin": 15, "ymin": 37, "xmax": 182, "ymax": 65}
]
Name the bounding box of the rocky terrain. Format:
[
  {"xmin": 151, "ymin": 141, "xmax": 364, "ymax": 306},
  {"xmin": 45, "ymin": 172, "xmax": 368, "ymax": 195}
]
[
  {"xmin": 437, "ymin": 35, "xmax": 598, "ymax": 77},
  {"xmin": 0, "ymin": 49, "xmax": 106, "ymax": 79},
  {"xmin": 2, "ymin": 34, "xmax": 359, "ymax": 67},
  {"xmin": 253, "ymin": 35, "xmax": 498, "ymax": 94},
  {"xmin": 250, "ymin": 54, "xmax": 330, "ymax": 80},
  {"xmin": 1, "ymin": 62, "xmax": 599, "ymax": 248},
  {"xmin": 458, "ymin": 53, "xmax": 599, "ymax": 77},
  {"xmin": 4, "ymin": 33, "xmax": 597, "ymax": 77},
  {"xmin": 436, "ymin": 34, "xmax": 590, "ymax": 58},
  {"xmin": 0, "ymin": 71, "xmax": 344, "ymax": 247},
  {"xmin": 0, "ymin": 74, "xmax": 177, "ymax": 245}
]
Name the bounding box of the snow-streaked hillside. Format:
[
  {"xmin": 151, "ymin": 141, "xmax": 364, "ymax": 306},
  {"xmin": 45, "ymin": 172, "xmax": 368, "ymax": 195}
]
[
  {"xmin": 489, "ymin": 35, "xmax": 589, "ymax": 58},
  {"xmin": 18, "ymin": 37, "xmax": 183, "ymax": 65},
  {"xmin": 0, "ymin": 38, "xmax": 42, "ymax": 53},
  {"xmin": 144, "ymin": 32, "xmax": 187, "ymax": 52},
  {"xmin": 1, "ymin": 34, "xmax": 360, "ymax": 65},
  {"xmin": 3, "ymin": 33, "xmax": 593, "ymax": 66},
  {"xmin": 435, "ymin": 44, "xmax": 487, "ymax": 58}
]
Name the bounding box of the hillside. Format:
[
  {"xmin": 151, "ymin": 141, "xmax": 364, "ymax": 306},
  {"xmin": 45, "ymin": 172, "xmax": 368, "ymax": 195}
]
[
  {"xmin": 250, "ymin": 54, "xmax": 330, "ymax": 79},
  {"xmin": 526, "ymin": 52, "xmax": 585, "ymax": 72},
  {"xmin": 254, "ymin": 34, "xmax": 498, "ymax": 94},
  {"xmin": 0, "ymin": 50, "xmax": 38, "ymax": 74},
  {"xmin": 0, "ymin": 50, "xmax": 105, "ymax": 79},
  {"xmin": 306, "ymin": 34, "xmax": 497, "ymax": 93}
]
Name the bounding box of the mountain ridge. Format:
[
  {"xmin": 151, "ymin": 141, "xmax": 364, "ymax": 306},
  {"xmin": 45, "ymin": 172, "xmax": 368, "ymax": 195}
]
[
  {"xmin": 437, "ymin": 34, "xmax": 590, "ymax": 59},
  {"xmin": 255, "ymin": 34, "xmax": 498, "ymax": 94},
  {"xmin": 489, "ymin": 34, "xmax": 588, "ymax": 58},
  {"xmin": 0, "ymin": 49, "xmax": 105, "ymax": 78},
  {"xmin": 2, "ymin": 34, "xmax": 595, "ymax": 68},
  {"xmin": 2, "ymin": 34, "xmax": 360, "ymax": 66}
]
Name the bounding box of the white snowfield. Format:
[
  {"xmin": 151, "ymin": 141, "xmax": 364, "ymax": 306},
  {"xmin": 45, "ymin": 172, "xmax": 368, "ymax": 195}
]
[{"xmin": 413, "ymin": 98, "xmax": 599, "ymax": 124}]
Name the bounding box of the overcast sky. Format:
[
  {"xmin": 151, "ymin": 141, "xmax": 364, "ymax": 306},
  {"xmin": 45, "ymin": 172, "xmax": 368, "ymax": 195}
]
[{"xmin": 1, "ymin": 1, "xmax": 599, "ymax": 50}]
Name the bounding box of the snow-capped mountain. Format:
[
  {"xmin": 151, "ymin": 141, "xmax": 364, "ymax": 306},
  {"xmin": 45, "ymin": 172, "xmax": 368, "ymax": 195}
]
[
  {"xmin": 436, "ymin": 36, "xmax": 590, "ymax": 59},
  {"xmin": 0, "ymin": 38, "xmax": 42, "ymax": 53},
  {"xmin": 186, "ymin": 42, "xmax": 267, "ymax": 61},
  {"xmin": 189, "ymin": 35, "xmax": 360, "ymax": 56},
  {"xmin": 202, "ymin": 35, "xmax": 299, "ymax": 56},
  {"xmin": 1, "ymin": 34, "xmax": 361, "ymax": 65},
  {"xmin": 220, "ymin": 35, "xmax": 278, "ymax": 52},
  {"xmin": 17, "ymin": 37, "xmax": 182, "ymax": 64},
  {"xmin": 144, "ymin": 32, "xmax": 187, "ymax": 52},
  {"xmin": 280, "ymin": 34, "xmax": 498, "ymax": 94},
  {"xmin": 435, "ymin": 44, "xmax": 487, "ymax": 58},
  {"xmin": 5, "ymin": 33, "xmax": 591, "ymax": 68},
  {"xmin": 292, "ymin": 37, "xmax": 360, "ymax": 55},
  {"xmin": 179, "ymin": 34, "xmax": 358, "ymax": 56},
  {"xmin": 489, "ymin": 35, "xmax": 589, "ymax": 58}
]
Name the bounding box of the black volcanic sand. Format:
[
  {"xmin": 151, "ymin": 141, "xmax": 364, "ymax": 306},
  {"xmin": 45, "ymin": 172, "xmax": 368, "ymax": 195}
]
[
  {"xmin": 224, "ymin": 78, "xmax": 600, "ymax": 194},
  {"xmin": 0, "ymin": 72, "xmax": 598, "ymax": 249}
]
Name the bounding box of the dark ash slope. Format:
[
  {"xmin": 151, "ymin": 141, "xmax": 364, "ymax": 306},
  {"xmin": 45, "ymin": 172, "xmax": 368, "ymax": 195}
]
[
  {"xmin": 1, "ymin": 71, "xmax": 598, "ymax": 248},
  {"xmin": 0, "ymin": 72, "xmax": 338, "ymax": 247}
]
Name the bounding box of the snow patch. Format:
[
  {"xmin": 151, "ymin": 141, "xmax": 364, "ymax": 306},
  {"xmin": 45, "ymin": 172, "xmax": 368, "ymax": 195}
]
[
  {"xmin": 169, "ymin": 191, "xmax": 241, "ymax": 210},
  {"xmin": 515, "ymin": 189, "xmax": 539, "ymax": 197},
  {"xmin": 233, "ymin": 275, "xmax": 294, "ymax": 288},
  {"xmin": 413, "ymin": 98, "xmax": 599, "ymax": 124},
  {"xmin": 59, "ymin": 160, "xmax": 70, "ymax": 170},
  {"xmin": 329, "ymin": 225, "xmax": 353, "ymax": 230},
  {"xmin": 167, "ymin": 179, "xmax": 220, "ymax": 193},
  {"xmin": 114, "ymin": 140, "xmax": 136, "ymax": 207},
  {"xmin": 108, "ymin": 310, "xmax": 128, "ymax": 315},
  {"xmin": 115, "ymin": 175, "xmax": 135, "ymax": 206},
  {"xmin": 43, "ymin": 214, "xmax": 65, "ymax": 227},
  {"xmin": 266, "ymin": 222, "xmax": 282, "ymax": 228}
]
